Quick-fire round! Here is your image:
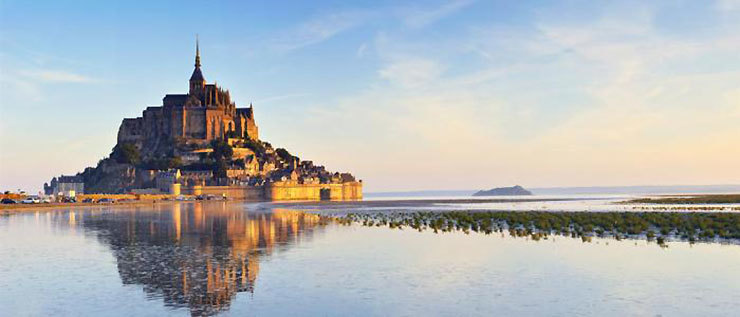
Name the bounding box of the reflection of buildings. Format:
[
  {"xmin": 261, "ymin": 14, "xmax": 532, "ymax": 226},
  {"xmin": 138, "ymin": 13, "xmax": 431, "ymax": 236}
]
[{"xmin": 61, "ymin": 202, "xmax": 322, "ymax": 316}]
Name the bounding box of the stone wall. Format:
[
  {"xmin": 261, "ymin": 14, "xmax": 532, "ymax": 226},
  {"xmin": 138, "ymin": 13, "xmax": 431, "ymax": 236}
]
[
  {"xmin": 264, "ymin": 181, "xmax": 363, "ymax": 201},
  {"xmin": 245, "ymin": 116, "xmax": 258, "ymax": 140},
  {"xmin": 117, "ymin": 101, "xmax": 243, "ymax": 152},
  {"xmin": 185, "ymin": 108, "xmax": 207, "ymax": 139},
  {"xmin": 181, "ymin": 182, "xmax": 363, "ymax": 201},
  {"xmin": 183, "ymin": 185, "xmax": 264, "ymax": 200},
  {"xmin": 341, "ymin": 181, "xmax": 363, "ymax": 200}
]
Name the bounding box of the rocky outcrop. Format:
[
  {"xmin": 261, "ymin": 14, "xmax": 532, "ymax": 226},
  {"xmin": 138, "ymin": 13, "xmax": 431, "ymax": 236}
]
[
  {"xmin": 473, "ymin": 185, "xmax": 532, "ymax": 196},
  {"xmin": 79, "ymin": 159, "xmax": 155, "ymax": 194}
]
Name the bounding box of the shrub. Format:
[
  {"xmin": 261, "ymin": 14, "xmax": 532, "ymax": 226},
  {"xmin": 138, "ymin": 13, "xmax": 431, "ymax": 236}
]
[{"xmin": 110, "ymin": 143, "xmax": 140, "ymax": 165}]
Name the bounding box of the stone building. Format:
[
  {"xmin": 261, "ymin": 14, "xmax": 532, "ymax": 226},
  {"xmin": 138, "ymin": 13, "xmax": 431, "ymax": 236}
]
[
  {"xmin": 44, "ymin": 175, "xmax": 85, "ymax": 196},
  {"xmin": 59, "ymin": 38, "xmax": 362, "ymax": 199},
  {"xmin": 180, "ymin": 170, "xmax": 212, "ymax": 187},
  {"xmin": 156, "ymin": 169, "xmax": 181, "ymax": 193},
  {"xmin": 117, "ymin": 39, "xmax": 259, "ymax": 154}
]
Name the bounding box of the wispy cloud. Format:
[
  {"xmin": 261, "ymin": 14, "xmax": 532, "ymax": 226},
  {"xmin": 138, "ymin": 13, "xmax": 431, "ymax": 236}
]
[
  {"xmin": 279, "ymin": 1, "xmax": 740, "ymax": 190},
  {"xmin": 402, "ymin": 0, "xmax": 476, "ymax": 28},
  {"xmin": 716, "ymin": 0, "xmax": 740, "ymax": 12},
  {"xmin": 19, "ymin": 69, "xmax": 97, "ymax": 83},
  {"xmin": 269, "ymin": 1, "xmax": 476, "ymax": 53},
  {"xmin": 356, "ymin": 43, "xmax": 368, "ymax": 58},
  {"xmin": 271, "ymin": 10, "xmax": 375, "ymax": 52},
  {"xmin": 0, "ymin": 68, "xmax": 98, "ymax": 103},
  {"xmin": 378, "ymin": 58, "xmax": 445, "ymax": 88}
]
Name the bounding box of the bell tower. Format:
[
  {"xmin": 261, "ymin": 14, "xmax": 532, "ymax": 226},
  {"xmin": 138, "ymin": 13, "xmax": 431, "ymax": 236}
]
[{"xmin": 189, "ymin": 36, "xmax": 206, "ymax": 96}]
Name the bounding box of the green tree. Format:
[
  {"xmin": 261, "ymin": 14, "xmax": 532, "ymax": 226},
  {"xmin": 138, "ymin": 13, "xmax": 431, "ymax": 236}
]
[
  {"xmin": 213, "ymin": 158, "xmax": 228, "ymax": 178},
  {"xmin": 168, "ymin": 156, "xmax": 183, "ymax": 169},
  {"xmin": 111, "ymin": 143, "xmax": 140, "ymax": 165},
  {"xmin": 210, "ymin": 139, "xmax": 233, "ymax": 160},
  {"xmin": 233, "ymin": 158, "xmax": 246, "ymax": 168},
  {"xmin": 243, "ymin": 138, "xmax": 266, "ymax": 155},
  {"xmin": 275, "ymin": 148, "xmax": 293, "ymax": 162}
]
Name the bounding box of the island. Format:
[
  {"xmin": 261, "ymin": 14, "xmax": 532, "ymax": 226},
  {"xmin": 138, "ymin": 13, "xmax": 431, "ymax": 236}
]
[
  {"xmin": 42, "ymin": 39, "xmax": 362, "ymax": 201},
  {"xmin": 473, "ymin": 185, "xmax": 532, "ymax": 196}
]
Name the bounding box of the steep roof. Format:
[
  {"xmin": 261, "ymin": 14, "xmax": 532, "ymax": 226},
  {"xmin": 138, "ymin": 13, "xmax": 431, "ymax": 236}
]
[
  {"xmin": 164, "ymin": 94, "xmax": 188, "ymax": 106},
  {"xmin": 190, "ymin": 36, "xmax": 205, "ymax": 82},
  {"xmin": 237, "ymin": 107, "xmax": 253, "ymax": 118},
  {"xmin": 190, "ymin": 67, "xmax": 204, "ymax": 82}
]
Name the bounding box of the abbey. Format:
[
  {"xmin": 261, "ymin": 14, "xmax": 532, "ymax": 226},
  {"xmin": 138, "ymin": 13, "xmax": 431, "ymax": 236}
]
[
  {"xmin": 117, "ymin": 40, "xmax": 258, "ymax": 153},
  {"xmin": 64, "ymin": 39, "xmax": 363, "ymax": 200}
]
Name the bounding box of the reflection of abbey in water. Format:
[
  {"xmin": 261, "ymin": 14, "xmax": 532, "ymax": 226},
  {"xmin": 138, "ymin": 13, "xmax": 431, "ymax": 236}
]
[{"xmin": 66, "ymin": 203, "xmax": 323, "ymax": 316}]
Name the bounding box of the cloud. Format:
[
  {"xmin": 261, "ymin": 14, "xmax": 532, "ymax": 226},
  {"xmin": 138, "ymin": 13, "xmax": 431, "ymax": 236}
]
[
  {"xmin": 402, "ymin": 0, "xmax": 476, "ymax": 28},
  {"xmin": 716, "ymin": 0, "xmax": 740, "ymax": 12},
  {"xmin": 0, "ymin": 69, "xmax": 97, "ymax": 103},
  {"xmin": 19, "ymin": 69, "xmax": 96, "ymax": 83},
  {"xmin": 271, "ymin": 10, "xmax": 374, "ymax": 51},
  {"xmin": 282, "ymin": 2, "xmax": 740, "ymax": 190},
  {"xmin": 268, "ymin": 1, "xmax": 476, "ymax": 53},
  {"xmin": 356, "ymin": 43, "xmax": 368, "ymax": 58},
  {"xmin": 378, "ymin": 58, "xmax": 445, "ymax": 88}
]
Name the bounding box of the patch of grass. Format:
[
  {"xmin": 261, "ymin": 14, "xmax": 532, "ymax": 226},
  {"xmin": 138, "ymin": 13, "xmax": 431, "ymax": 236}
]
[{"xmin": 322, "ymin": 211, "xmax": 740, "ymax": 246}]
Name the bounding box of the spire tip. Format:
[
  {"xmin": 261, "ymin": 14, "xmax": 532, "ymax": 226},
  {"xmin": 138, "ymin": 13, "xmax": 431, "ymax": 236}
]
[{"xmin": 194, "ymin": 35, "xmax": 201, "ymax": 68}]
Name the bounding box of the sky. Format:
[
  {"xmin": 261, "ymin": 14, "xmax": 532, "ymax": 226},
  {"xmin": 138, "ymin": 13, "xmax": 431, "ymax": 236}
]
[{"xmin": 1, "ymin": 0, "xmax": 740, "ymax": 193}]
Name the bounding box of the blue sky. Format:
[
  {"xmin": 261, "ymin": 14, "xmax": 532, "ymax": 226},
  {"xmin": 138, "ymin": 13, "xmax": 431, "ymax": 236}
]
[{"xmin": 1, "ymin": 0, "xmax": 740, "ymax": 193}]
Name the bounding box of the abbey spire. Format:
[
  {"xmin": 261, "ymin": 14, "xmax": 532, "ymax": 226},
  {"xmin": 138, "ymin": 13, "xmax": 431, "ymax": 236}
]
[
  {"xmin": 195, "ymin": 35, "xmax": 201, "ymax": 68},
  {"xmin": 189, "ymin": 36, "xmax": 205, "ymax": 94}
]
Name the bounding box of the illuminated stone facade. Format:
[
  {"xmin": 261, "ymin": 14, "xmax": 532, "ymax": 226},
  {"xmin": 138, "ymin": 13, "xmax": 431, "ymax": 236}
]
[
  {"xmin": 117, "ymin": 40, "xmax": 258, "ymax": 154},
  {"xmin": 182, "ymin": 181, "xmax": 363, "ymax": 201},
  {"xmin": 79, "ymin": 39, "xmax": 362, "ymax": 199}
]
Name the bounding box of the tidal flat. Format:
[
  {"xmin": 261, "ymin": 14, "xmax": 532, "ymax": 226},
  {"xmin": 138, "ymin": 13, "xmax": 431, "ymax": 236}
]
[
  {"xmin": 1, "ymin": 200, "xmax": 740, "ymax": 316},
  {"xmin": 627, "ymin": 194, "xmax": 740, "ymax": 204},
  {"xmin": 327, "ymin": 211, "xmax": 740, "ymax": 245}
]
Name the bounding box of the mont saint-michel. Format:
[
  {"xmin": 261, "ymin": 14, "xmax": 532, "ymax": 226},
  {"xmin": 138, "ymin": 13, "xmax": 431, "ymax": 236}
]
[
  {"xmin": 4, "ymin": 2, "xmax": 740, "ymax": 316},
  {"xmin": 44, "ymin": 41, "xmax": 362, "ymax": 201}
]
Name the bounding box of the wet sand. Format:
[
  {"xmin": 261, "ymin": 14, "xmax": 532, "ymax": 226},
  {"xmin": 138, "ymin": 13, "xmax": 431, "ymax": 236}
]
[{"xmin": 272, "ymin": 197, "xmax": 607, "ymax": 209}]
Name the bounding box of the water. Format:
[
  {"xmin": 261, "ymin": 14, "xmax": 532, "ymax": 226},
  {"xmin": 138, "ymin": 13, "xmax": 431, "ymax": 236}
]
[
  {"xmin": 1, "ymin": 201, "xmax": 739, "ymax": 316},
  {"xmin": 280, "ymin": 194, "xmax": 740, "ymax": 213}
]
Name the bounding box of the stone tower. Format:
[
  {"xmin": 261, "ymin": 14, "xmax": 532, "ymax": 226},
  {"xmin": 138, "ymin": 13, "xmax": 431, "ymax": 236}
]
[
  {"xmin": 189, "ymin": 37, "xmax": 206, "ymax": 96},
  {"xmin": 117, "ymin": 38, "xmax": 260, "ymax": 152}
]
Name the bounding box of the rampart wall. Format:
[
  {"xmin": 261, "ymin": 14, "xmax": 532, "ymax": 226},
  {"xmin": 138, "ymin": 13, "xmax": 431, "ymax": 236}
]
[{"xmin": 181, "ymin": 182, "xmax": 363, "ymax": 201}]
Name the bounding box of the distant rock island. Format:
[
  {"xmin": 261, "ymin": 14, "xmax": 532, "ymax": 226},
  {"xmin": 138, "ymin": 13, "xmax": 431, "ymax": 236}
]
[{"xmin": 473, "ymin": 185, "xmax": 532, "ymax": 196}]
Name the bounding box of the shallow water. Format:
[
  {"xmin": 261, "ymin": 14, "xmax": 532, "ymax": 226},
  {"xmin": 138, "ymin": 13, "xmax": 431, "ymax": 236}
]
[
  {"xmin": 280, "ymin": 194, "xmax": 740, "ymax": 213},
  {"xmin": 1, "ymin": 201, "xmax": 739, "ymax": 316}
]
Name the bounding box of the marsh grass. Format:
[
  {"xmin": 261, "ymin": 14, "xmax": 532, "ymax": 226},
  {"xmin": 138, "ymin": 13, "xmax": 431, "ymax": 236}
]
[{"xmin": 319, "ymin": 211, "xmax": 740, "ymax": 246}]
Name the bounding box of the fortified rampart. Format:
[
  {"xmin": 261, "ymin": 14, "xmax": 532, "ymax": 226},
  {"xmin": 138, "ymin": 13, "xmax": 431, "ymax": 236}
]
[
  {"xmin": 182, "ymin": 181, "xmax": 363, "ymax": 201},
  {"xmin": 265, "ymin": 181, "xmax": 363, "ymax": 201},
  {"xmin": 184, "ymin": 185, "xmax": 264, "ymax": 200}
]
